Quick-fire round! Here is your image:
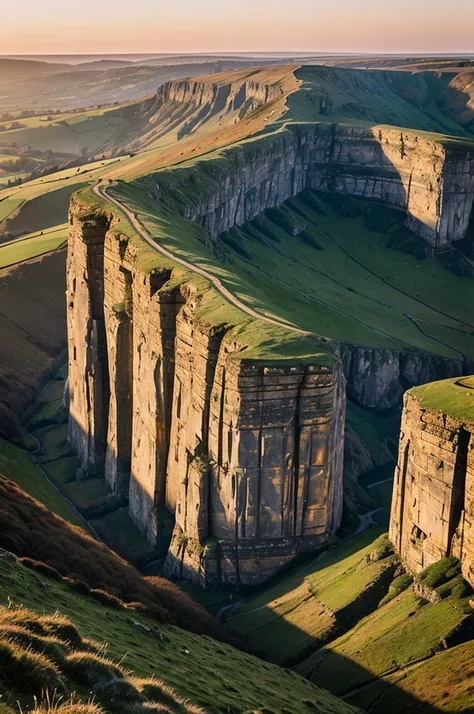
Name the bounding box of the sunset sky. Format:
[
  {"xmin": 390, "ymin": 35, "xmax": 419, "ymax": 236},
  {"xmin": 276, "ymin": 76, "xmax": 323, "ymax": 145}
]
[{"xmin": 1, "ymin": 0, "xmax": 473, "ymax": 55}]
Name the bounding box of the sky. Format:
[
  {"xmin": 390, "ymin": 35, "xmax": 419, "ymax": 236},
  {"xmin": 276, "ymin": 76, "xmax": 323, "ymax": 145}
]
[{"xmin": 1, "ymin": 0, "xmax": 473, "ymax": 55}]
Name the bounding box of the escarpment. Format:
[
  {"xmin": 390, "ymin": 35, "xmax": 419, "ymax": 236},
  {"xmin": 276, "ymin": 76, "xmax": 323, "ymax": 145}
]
[
  {"xmin": 389, "ymin": 378, "xmax": 474, "ymax": 587},
  {"xmin": 124, "ymin": 70, "xmax": 293, "ymax": 151},
  {"xmin": 152, "ymin": 74, "xmax": 284, "ymax": 118},
  {"xmin": 67, "ymin": 196, "xmax": 346, "ymax": 586},
  {"xmin": 66, "ymin": 64, "xmax": 474, "ymax": 587},
  {"xmin": 162, "ymin": 123, "xmax": 474, "ymax": 249}
]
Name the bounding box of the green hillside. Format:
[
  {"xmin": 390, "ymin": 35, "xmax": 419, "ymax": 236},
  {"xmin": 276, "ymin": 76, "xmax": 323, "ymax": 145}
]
[
  {"xmin": 109, "ymin": 176, "xmax": 474, "ymax": 359},
  {"xmin": 221, "ymin": 532, "xmax": 473, "ymax": 713},
  {"xmin": 410, "ymin": 375, "xmax": 474, "ymax": 422},
  {"xmin": 0, "ymin": 550, "xmax": 360, "ymax": 714}
]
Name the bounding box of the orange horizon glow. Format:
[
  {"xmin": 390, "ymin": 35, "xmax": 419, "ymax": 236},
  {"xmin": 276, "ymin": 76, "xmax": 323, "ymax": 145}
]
[{"xmin": 1, "ymin": 0, "xmax": 473, "ymax": 56}]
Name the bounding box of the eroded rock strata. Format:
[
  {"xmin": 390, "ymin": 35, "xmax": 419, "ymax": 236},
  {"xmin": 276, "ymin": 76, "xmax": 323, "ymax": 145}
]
[
  {"xmin": 389, "ymin": 383, "xmax": 474, "ymax": 587},
  {"xmin": 165, "ymin": 123, "xmax": 474, "ymax": 249},
  {"xmin": 67, "ymin": 199, "xmax": 345, "ymax": 585}
]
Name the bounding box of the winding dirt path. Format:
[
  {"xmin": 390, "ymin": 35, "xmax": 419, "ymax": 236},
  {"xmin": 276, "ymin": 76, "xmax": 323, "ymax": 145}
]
[{"xmin": 94, "ymin": 183, "xmax": 311, "ymax": 336}]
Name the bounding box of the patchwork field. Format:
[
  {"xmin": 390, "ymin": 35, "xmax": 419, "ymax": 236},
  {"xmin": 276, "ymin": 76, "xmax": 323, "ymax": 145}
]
[
  {"xmin": 0, "ymin": 225, "xmax": 67, "ymax": 267},
  {"xmin": 1, "ymin": 184, "xmax": 85, "ymax": 235}
]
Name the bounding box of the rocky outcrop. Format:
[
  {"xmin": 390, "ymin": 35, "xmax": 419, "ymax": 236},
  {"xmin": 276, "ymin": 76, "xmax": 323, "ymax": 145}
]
[
  {"xmin": 67, "ymin": 198, "xmax": 345, "ymax": 586},
  {"xmin": 158, "ymin": 123, "xmax": 474, "ymax": 249},
  {"xmin": 389, "ymin": 382, "xmax": 474, "ymax": 587},
  {"xmin": 151, "ymin": 75, "xmax": 283, "ymax": 118},
  {"xmin": 125, "ymin": 72, "xmax": 289, "ymax": 151}
]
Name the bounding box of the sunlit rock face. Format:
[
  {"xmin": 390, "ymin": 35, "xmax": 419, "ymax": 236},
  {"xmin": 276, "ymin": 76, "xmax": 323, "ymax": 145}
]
[
  {"xmin": 67, "ymin": 197, "xmax": 345, "ymax": 586},
  {"xmin": 390, "ymin": 387, "xmax": 474, "ymax": 588},
  {"xmin": 67, "ymin": 107, "xmax": 474, "ymax": 586}
]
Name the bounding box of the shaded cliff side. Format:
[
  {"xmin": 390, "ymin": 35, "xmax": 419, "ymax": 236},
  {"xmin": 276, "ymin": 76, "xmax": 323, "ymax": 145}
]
[
  {"xmin": 67, "ymin": 192, "xmax": 345, "ymax": 586},
  {"xmin": 389, "ymin": 377, "xmax": 474, "ymax": 587},
  {"xmin": 148, "ymin": 121, "xmax": 474, "ymax": 250}
]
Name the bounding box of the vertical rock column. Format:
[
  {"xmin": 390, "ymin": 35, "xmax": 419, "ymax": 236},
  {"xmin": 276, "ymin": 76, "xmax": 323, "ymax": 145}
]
[
  {"xmin": 165, "ymin": 288, "xmax": 226, "ymax": 541},
  {"xmin": 389, "ymin": 391, "xmax": 474, "ymax": 579},
  {"xmin": 128, "ymin": 271, "xmax": 181, "ymax": 546},
  {"xmin": 67, "ymin": 204, "xmax": 110, "ymax": 476},
  {"xmin": 455, "ymin": 431, "xmax": 474, "ymax": 587},
  {"xmin": 165, "ymin": 350, "xmax": 345, "ymax": 586},
  {"xmin": 103, "ymin": 234, "xmax": 134, "ymax": 495}
]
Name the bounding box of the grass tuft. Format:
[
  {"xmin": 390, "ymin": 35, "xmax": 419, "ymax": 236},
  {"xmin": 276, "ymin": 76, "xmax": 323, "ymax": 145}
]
[
  {"xmin": 0, "ymin": 638, "xmax": 66, "ymax": 695},
  {"xmin": 64, "ymin": 651, "xmax": 126, "ymax": 686}
]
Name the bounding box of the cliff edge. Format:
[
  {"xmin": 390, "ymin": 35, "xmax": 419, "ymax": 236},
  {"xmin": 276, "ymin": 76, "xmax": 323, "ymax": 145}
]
[
  {"xmin": 67, "ymin": 190, "xmax": 345, "ymax": 586},
  {"xmin": 389, "ymin": 376, "xmax": 474, "ymax": 586}
]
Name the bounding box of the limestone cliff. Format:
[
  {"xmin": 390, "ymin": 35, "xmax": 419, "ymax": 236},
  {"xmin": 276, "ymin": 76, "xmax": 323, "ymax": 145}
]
[
  {"xmin": 389, "ymin": 378, "xmax": 474, "ymax": 587},
  {"xmin": 67, "ymin": 196, "xmax": 345, "ymax": 586},
  {"xmin": 157, "ymin": 123, "xmax": 474, "ymax": 249},
  {"xmin": 123, "ymin": 69, "xmax": 293, "ymax": 152}
]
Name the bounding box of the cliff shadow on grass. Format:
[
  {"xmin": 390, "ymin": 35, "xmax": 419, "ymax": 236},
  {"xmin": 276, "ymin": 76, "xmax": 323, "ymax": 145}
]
[{"xmin": 227, "ymin": 600, "xmax": 458, "ymax": 714}]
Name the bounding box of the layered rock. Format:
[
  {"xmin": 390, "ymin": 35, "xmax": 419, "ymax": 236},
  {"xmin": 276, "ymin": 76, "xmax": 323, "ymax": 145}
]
[
  {"xmin": 170, "ymin": 123, "xmax": 474, "ymax": 249},
  {"xmin": 164, "ymin": 351, "xmax": 345, "ymax": 586},
  {"xmin": 389, "ymin": 381, "xmax": 474, "ymax": 587},
  {"xmin": 67, "ymin": 199, "xmax": 345, "ymax": 586},
  {"xmin": 152, "ymin": 75, "xmax": 283, "ymax": 117}
]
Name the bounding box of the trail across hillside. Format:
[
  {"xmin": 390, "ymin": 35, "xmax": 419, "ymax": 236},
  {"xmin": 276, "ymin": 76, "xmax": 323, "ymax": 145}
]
[{"xmin": 94, "ymin": 183, "xmax": 313, "ymax": 337}]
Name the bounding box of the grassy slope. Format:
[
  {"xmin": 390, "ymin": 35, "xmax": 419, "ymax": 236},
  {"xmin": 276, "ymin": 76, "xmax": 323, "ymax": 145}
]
[
  {"xmin": 1, "ymin": 184, "xmax": 86, "ymax": 234},
  {"xmin": 0, "ymin": 251, "xmax": 66, "ymax": 444},
  {"xmin": 286, "ymin": 66, "xmax": 474, "ymax": 139},
  {"xmin": 78, "ymin": 186, "xmax": 336, "ymax": 366},
  {"xmin": 222, "ymin": 528, "xmax": 386, "ymax": 664},
  {"xmin": 0, "ymin": 224, "xmax": 67, "ymax": 267},
  {"xmin": 347, "ymin": 641, "xmax": 474, "ymax": 713},
  {"xmin": 298, "ymin": 588, "xmax": 471, "ymax": 691},
  {"xmin": 110, "ymin": 179, "xmax": 474, "ymax": 359},
  {"xmin": 0, "ymin": 157, "xmax": 123, "ymax": 224},
  {"xmin": 0, "ymin": 437, "xmax": 83, "ymax": 528},
  {"xmin": 23, "ymin": 370, "xmax": 158, "ymax": 567},
  {"xmin": 224, "ymin": 530, "xmax": 473, "ymax": 696},
  {"xmin": 0, "ymin": 553, "xmax": 360, "ymax": 714}
]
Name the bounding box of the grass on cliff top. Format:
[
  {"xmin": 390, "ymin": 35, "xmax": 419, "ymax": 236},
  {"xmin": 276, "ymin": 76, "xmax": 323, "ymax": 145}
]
[
  {"xmin": 104, "ymin": 175, "xmax": 474, "ymax": 359},
  {"xmin": 410, "ymin": 376, "xmax": 474, "ymax": 424},
  {"xmin": 0, "ymin": 553, "xmax": 360, "ymax": 714},
  {"xmin": 76, "ymin": 184, "xmax": 336, "ymax": 367},
  {"xmin": 285, "ymin": 66, "xmax": 474, "ymax": 144}
]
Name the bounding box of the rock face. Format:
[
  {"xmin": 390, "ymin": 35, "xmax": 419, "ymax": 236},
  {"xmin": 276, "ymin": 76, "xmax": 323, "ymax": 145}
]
[
  {"xmin": 341, "ymin": 345, "xmax": 470, "ymax": 413},
  {"xmin": 170, "ymin": 123, "xmax": 474, "ymax": 249},
  {"xmin": 389, "ymin": 386, "xmax": 474, "ymax": 588},
  {"xmin": 67, "ymin": 198, "xmax": 345, "ymax": 586},
  {"xmin": 152, "ymin": 75, "xmax": 283, "ymax": 118}
]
